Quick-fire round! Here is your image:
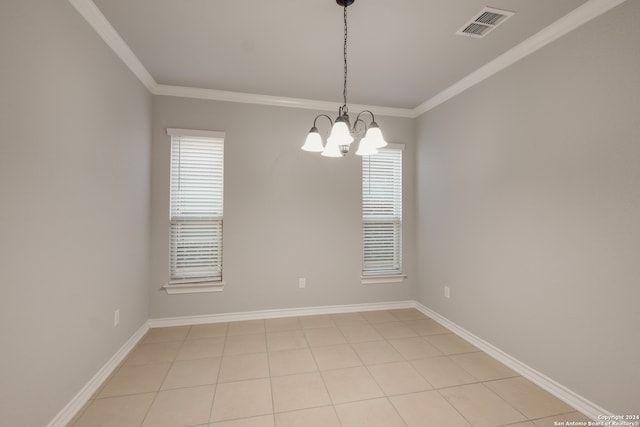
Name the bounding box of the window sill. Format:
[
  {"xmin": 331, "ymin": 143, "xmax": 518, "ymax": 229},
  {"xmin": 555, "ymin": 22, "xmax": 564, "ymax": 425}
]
[
  {"xmin": 360, "ymin": 274, "xmax": 407, "ymax": 285},
  {"xmin": 162, "ymin": 282, "xmax": 225, "ymax": 295}
]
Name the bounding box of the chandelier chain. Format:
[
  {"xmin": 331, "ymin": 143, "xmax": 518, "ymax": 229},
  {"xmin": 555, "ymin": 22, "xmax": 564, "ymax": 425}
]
[
  {"xmin": 300, "ymin": 0, "xmax": 387, "ymax": 157},
  {"xmin": 342, "ymin": 2, "xmax": 348, "ymax": 111}
]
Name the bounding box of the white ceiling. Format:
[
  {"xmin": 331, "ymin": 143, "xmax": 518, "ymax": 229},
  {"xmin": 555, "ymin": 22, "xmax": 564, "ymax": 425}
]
[{"xmin": 88, "ymin": 0, "xmax": 592, "ymax": 111}]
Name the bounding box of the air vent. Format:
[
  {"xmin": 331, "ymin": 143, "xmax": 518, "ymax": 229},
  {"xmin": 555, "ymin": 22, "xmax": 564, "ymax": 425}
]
[{"xmin": 456, "ymin": 7, "xmax": 514, "ymax": 38}]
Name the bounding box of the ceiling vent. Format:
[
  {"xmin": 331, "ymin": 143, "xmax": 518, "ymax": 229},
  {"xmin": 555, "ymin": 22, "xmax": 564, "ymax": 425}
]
[{"xmin": 456, "ymin": 7, "xmax": 514, "ymax": 38}]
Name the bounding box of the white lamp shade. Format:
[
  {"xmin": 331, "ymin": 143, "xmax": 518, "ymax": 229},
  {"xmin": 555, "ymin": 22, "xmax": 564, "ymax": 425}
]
[
  {"xmin": 321, "ymin": 138, "xmax": 343, "ymax": 157},
  {"xmin": 328, "ymin": 120, "xmax": 354, "ymax": 146},
  {"xmin": 365, "ymin": 124, "xmax": 387, "ymax": 149},
  {"xmin": 301, "ymin": 129, "xmax": 324, "ymax": 152},
  {"xmin": 355, "ymin": 137, "xmax": 378, "ymax": 156}
]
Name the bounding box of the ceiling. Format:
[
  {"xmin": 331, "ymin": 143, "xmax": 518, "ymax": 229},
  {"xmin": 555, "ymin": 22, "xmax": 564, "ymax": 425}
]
[{"xmin": 88, "ymin": 0, "xmax": 591, "ymax": 111}]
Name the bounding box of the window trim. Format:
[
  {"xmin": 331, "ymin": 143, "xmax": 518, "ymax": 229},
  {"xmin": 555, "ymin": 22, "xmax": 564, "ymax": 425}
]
[
  {"xmin": 361, "ymin": 143, "xmax": 405, "ymax": 284},
  {"xmin": 163, "ymin": 128, "xmax": 225, "ymax": 295}
]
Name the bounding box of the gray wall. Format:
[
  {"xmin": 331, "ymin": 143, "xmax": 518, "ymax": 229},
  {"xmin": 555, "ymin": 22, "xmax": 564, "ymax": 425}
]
[
  {"xmin": 150, "ymin": 97, "xmax": 416, "ymax": 318},
  {"xmin": 0, "ymin": 1, "xmax": 152, "ymax": 426},
  {"xmin": 416, "ymin": 0, "xmax": 640, "ymax": 414}
]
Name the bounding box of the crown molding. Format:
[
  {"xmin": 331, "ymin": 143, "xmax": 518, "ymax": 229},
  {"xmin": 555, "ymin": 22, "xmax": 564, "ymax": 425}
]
[
  {"xmin": 413, "ymin": 0, "xmax": 629, "ymax": 117},
  {"xmin": 153, "ymin": 84, "xmax": 415, "ymax": 118},
  {"xmin": 69, "ymin": 0, "xmax": 627, "ymax": 118},
  {"xmin": 67, "ymin": 0, "xmax": 157, "ymax": 92}
]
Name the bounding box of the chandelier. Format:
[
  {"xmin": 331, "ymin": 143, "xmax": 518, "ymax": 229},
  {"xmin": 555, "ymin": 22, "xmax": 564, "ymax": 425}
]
[{"xmin": 301, "ymin": 0, "xmax": 387, "ymax": 157}]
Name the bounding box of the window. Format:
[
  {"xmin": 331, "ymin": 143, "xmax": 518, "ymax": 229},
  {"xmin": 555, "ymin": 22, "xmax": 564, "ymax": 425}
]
[
  {"xmin": 362, "ymin": 144, "xmax": 404, "ymax": 281},
  {"xmin": 166, "ymin": 128, "xmax": 224, "ymax": 293}
]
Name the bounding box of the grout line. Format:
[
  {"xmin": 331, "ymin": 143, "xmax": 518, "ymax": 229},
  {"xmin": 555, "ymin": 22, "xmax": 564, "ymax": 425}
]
[
  {"xmin": 354, "ymin": 330, "xmax": 410, "ymax": 426},
  {"xmin": 435, "ymin": 387, "xmax": 479, "ymax": 427},
  {"xmin": 264, "ymin": 332, "xmax": 276, "ymax": 420},
  {"xmin": 208, "ymin": 327, "xmax": 229, "ymax": 424},
  {"xmin": 138, "ymin": 325, "xmax": 193, "ymax": 426},
  {"xmin": 306, "ymin": 316, "xmax": 345, "ymax": 426}
]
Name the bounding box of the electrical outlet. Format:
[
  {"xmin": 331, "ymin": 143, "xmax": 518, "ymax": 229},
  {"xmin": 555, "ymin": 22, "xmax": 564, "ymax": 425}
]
[
  {"xmin": 299, "ymin": 277, "xmax": 306, "ymax": 289},
  {"xmin": 114, "ymin": 309, "xmax": 120, "ymax": 327},
  {"xmin": 444, "ymin": 286, "xmax": 450, "ymax": 299}
]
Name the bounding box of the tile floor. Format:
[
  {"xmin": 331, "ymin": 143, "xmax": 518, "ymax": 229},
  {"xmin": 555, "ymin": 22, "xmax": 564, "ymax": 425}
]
[{"xmin": 69, "ymin": 308, "xmax": 591, "ymax": 427}]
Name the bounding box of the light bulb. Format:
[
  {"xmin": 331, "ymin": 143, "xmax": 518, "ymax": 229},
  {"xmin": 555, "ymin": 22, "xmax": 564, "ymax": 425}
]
[
  {"xmin": 365, "ymin": 122, "xmax": 387, "ymax": 149},
  {"xmin": 328, "ymin": 118, "xmax": 354, "ymax": 147},
  {"xmin": 356, "ymin": 137, "xmax": 378, "ymax": 156},
  {"xmin": 301, "ymin": 127, "xmax": 324, "ymax": 152},
  {"xmin": 321, "ymin": 138, "xmax": 343, "ymax": 157}
]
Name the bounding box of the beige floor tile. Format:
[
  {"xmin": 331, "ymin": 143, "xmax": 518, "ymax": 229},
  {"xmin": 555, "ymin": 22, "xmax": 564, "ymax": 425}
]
[
  {"xmin": 80, "ymin": 309, "xmax": 592, "ymax": 427},
  {"xmin": 303, "ymin": 327, "xmax": 346, "ymax": 347},
  {"xmin": 210, "ymin": 414, "xmax": 274, "ymax": 427},
  {"xmin": 387, "ymin": 308, "xmax": 426, "ymax": 320},
  {"xmin": 228, "ymin": 320, "xmax": 265, "ymax": 336},
  {"xmin": 218, "ymin": 352, "xmax": 269, "ymax": 383},
  {"xmin": 330, "ymin": 312, "xmax": 368, "ymax": 325},
  {"xmin": 211, "ymin": 379, "xmax": 273, "ymax": 422},
  {"xmin": 188, "ymin": 322, "xmax": 228, "ymax": 339},
  {"xmin": 450, "ymin": 352, "xmax": 517, "ymax": 381},
  {"xmin": 298, "ymin": 315, "xmax": 335, "ymax": 329},
  {"xmin": 485, "ymin": 377, "xmax": 574, "ymax": 419},
  {"xmin": 404, "ymin": 318, "xmax": 451, "ymax": 335},
  {"xmin": 367, "ymin": 361, "xmax": 433, "ymax": 395},
  {"xmin": 266, "ymin": 330, "xmax": 307, "ymax": 352},
  {"xmin": 351, "ymin": 340, "xmax": 404, "ymax": 365},
  {"xmin": 361, "ymin": 310, "xmax": 399, "ymax": 323},
  {"xmin": 268, "ymin": 348, "xmax": 318, "ymax": 377},
  {"xmin": 311, "ymin": 344, "xmax": 362, "ymax": 371},
  {"xmin": 98, "ymin": 363, "xmax": 171, "ymax": 397},
  {"xmin": 390, "ymin": 390, "xmax": 472, "ymax": 427},
  {"xmin": 176, "ymin": 336, "xmax": 225, "ymax": 361},
  {"xmin": 143, "ymin": 326, "xmax": 190, "ymax": 343},
  {"xmin": 123, "ymin": 341, "xmax": 181, "ymax": 366},
  {"xmin": 321, "ymin": 366, "xmax": 384, "ymax": 404},
  {"xmin": 161, "ymin": 357, "xmax": 220, "ymax": 390},
  {"xmin": 224, "ymin": 334, "xmax": 267, "ymax": 355},
  {"xmin": 265, "ymin": 317, "xmax": 301, "ymax": 332},
  {"xmin": 209, "ymin": 415, "xmax": 275, "ymax": 427},
  {"xmin": 271, "ymin": 372, "xmax": 331, "ymax": 412},
  {"xmin": 374, "ymin": 321, "xmax": 418, "ymax": 339},
  {"xmin": 141, "ymin": 385, "xmax": 215, "ymax": 427},
  {"xmin": 440, "ymin": 383, "xmax": 527, "ymax": 427},
  {"xmin": 424, "ymin": 333, "xmax": 479, "ymax": 355},
  {"xmin": 411, "ymin": 356, "xmax": 477, "ymax": 389},
  {"xmin": 388, "ymin": 336, "xmax": 442, "ymax": 360},
  {"xmin": 335, "ymin": 397, "xmax": 406, "ymax": 427},
  {"xmin": 338, "ymin": 323, "xmax": 384, "ymax": 343},
  {"xmin": 532, "ymin": 412, "xmax": 591, "ymax": 427},
  {"xmin": 274, "ymin": 406, "xmax": 341, "ymax": 427},
  {"xmin": 72, "ymin": 393, "xmax": 155, "ymax": 427}
]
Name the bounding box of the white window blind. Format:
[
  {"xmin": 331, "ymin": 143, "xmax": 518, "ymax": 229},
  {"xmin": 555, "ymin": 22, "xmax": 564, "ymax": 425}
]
[
  {"xmin": 168, "ymin": 130, "xmax": 224, "ymax": 285},
  {"xmin": 362, "ymin": 146, "xmax": 403, "ymax": 276}
]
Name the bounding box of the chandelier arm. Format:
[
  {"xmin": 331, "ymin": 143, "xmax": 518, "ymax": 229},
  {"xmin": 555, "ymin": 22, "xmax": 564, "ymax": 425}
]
[
  {"xmin": 313, "ymin": 114, "xmax": 334, "ymax": 128},
  {"xmin": 352, "ymin": 117, "xmax": 368, "ymax": 135},
  {"xmin": 354, "ymin": 110, "xmax": 376, "ymax": 124}
]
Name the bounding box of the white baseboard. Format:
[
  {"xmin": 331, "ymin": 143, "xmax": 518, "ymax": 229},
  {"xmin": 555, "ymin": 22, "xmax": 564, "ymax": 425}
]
[
  {"xmin": 46, "ymin": 322, "xmax": 149, "ymax": 427},
  {"xmin": 412, "ymin": 301, "xmax": 611, "ymax": 420},
  {"xmin": 148, "ymin": 300, "xmax": 415, "ymax": 328},
  {"xmin": 49, "ymin": 299, "xmax": 611, "ymax": 425}
]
